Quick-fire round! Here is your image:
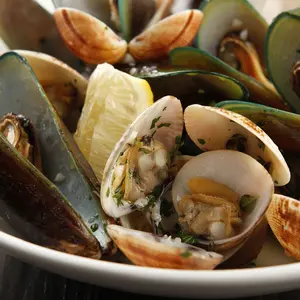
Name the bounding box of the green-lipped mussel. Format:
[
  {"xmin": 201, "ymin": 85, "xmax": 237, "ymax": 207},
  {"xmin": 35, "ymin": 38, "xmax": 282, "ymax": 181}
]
[
  {"xmin": 265, "ymin": 8, "xmax": 300, "ymax": 113},
  {"xmin": 0, "ymin": 51, "xmax": 114, "ymax": 258}
]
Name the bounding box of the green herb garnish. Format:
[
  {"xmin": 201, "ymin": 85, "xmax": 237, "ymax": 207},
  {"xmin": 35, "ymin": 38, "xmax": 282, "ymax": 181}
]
[
  {"xmin": 88, "ymin": 214, "xmax": 100, "ymax": 224},
  {"xmin": 180, "ymin": 250, "xmax": 192, "ymax": 258},
  {"xmin": 139, "ymin": 147, "xmax": 151, "ymax": 154},
  {"xmin": 163, "ymin": 106, "xmax": 167, "ymax": 111},
  {"xmin": 150, "ymin": 116, "xmax": 161, "ymax": 129},
  {"xmin": 178, "ymin": 231, "xmax": 200, "ymax": 245},
  {"xmin": 157, "ymin": 123, "xmax": 171, "ymax": 128},
  {"xmin": 240, "ymin": 195, "xmax": 258, "ymax": 213},
  {"xmin": 106, "ymin": 188, "xmax": 110, "ymax": 197},
  {"xmin": 90, "ymin": 223, "xmax": 99, "ymax": 232},
  {"xmin": 102, "ymin": 220, "xmax": 108, "ymax": 234},
  {"xmin": 197, "ymin": 138, "xmax": 206, "ymax": 145}
]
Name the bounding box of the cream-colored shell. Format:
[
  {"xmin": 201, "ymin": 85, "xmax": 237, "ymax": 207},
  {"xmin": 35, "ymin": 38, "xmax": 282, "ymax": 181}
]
[
  {"xmin": 101, "ymin": 95, "xmax": 183, "ymax": 218},
  {"xmin": 266, "ymin": 194, "xmax": 300, "ymax": 261},
  {"xmin": 107, "ymin": 224, "xmax": 223, "ymax": 269},
  {"xmin": 172, "ymin": 150, "xmax": 274, "ymax": 252},
  {"xmin": 184, "ymin": 104, "xmax": 290, "ymax": 186}
]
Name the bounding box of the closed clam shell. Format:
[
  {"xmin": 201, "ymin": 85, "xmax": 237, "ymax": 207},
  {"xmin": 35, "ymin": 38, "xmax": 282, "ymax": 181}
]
[
  {"xmin": 266, "ymin": 194, "xmax": 300, "ymax": 261},
  {"xmin": 53, "ymin": 7, "xmax": 127, "ymax": 64},
  {"xmin": 107, "ymin": 224, "xmax": 223, "ymax": 269},
  {"xmin": 128, "ymin": 9, "xmax": 203, "ymax": 61},
  {"xmin": 184, "ymin": 104, "xmax": 290, "ymax": 186},
  {"xmin": 172, "ymin": 150, "xmax": 274, "ymax": 252}
]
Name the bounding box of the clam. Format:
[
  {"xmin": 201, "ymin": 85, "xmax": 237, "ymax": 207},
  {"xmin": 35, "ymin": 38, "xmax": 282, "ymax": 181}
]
[
  {"xmin": 195, "ymin": 0, "xmax": 278, "ymax": 97},
  {"xmin": 215, "ymin": 100, "xmax": 300, "ymax": 200},
  {"xmin": 184, "ymin": 104, "xmax": 291, "ymax": 186},
  {"xmin": 0, "ymin": 51, "xmax": 114, "ymax": 258},
  {"xmin": 169, "ymin": 47, "xmax": 288, "ymax": 111},
  {"xmin": 138, "ymin": 68, "xmax": 249, "ymax": 108},
  {"xmin": 13, "ymin": 50, "xmax": 88, "ymax": 133},
  {"xmin": 101, "ymin": 95, "xmax": 184, "ymax": 218},
  {"xmin": 128, "ymin": 9, "xmax": 203, "ymax": 62},
  {"xmin": 265, "ymin": 8, "xmax": 300, "ymax": 112},
  {"xmin": 0, "ymin": 0, "xmax": 82, "ymax": 71},
  {"xmin": 106, "ymin": 224, "xmax": 223, "ymax": 270},
  {"xmin": 53, "ymin": 7, "xmax": 128, "ymax": 65},
  {"xmin": 171, "ymin": 150, "xmax": 274, "ymax": 252},
  {"xmin": 266, "ymin": 194, "xmax": 300, "ymax": 261}
]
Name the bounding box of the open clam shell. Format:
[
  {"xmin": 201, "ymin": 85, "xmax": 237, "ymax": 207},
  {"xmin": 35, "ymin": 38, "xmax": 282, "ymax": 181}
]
[
  {"xmin": 0, "ymin": 51, "xmax": 113, "ymax": 256},
  {"xmin": 101, "ymin": 95, "xmax": 183, "ymax": 218},
  {"xmin": 172, "ymin": 150, "xmax": 274, "ymax": 252},
  {"xmin": 184, "ymin": 104, "xmax": 290, "ymax": 186},
  {"xmin": 216, "ymin": 100, "xmax": 300, "ymax": 153},
  {"xmin": 13, "ymin": 50, "xmax": 88, "ymax": 133},
  {"xmin": 266, "ymin": 194, "xmax": 300, "ymax": 261},
  {"xmin": 107, "ymin": 224, "xmax": 223, "ymax": 269},
  {"xmin": 265, "ymin": 8, "xmax": 300, "ymax": 113}
]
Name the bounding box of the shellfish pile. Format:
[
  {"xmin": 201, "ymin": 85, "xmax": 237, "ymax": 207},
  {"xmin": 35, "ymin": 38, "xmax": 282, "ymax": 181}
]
[{"xmin": 0, "ymin": 0, "xmax": 299, "ymax": 270}]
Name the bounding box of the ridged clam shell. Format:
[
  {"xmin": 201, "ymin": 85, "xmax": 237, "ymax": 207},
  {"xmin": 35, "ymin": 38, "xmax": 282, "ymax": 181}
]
[
  {"xmin": 266, "ymin": 194, "xmax": 300, "ymax": 260},
  {"xmin": 107, "ymin": 224, "xmax": 223, "ymax": 269},
  {"xmin": 128, "ymin": 9, "xmax": 203, "ymax": 61},
  {"xmin": 54, "ymin": 7, "xmax": 127, "ymax": 64},
  {"xmin": 184, "ymin": 104, "xmax": 290, "ymax": 186}
]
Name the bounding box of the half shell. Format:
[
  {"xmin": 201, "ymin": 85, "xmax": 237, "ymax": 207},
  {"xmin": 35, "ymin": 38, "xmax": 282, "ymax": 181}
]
[
  {"xmin": 184, "ymin": 104, "xmax": 290, "ymax": 186},
  {"xmin": 172, "ymin": 150, "xmax": 274, "ymax": 252},
  {"xmin": 266, "ymin": 194, "xmax": 300, "ymax": 261},
  {"xmin": 101, "ymin": 95, "xmax": 183, "ymax": 218},
  {"xmin": 107, "ymin": 224, "xmax": 223, "ymax": 269}
]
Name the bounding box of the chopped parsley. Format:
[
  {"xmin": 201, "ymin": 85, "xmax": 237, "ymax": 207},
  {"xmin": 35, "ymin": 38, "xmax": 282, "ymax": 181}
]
[
  {"xmin": 102, "ymin": 220, "xmax": 108, "ymax": 234},
  {"xmin": 240, "ymin": 195, "xmax": 258, "ymax": 213},
  {"xmin": 90, "ymin": 223, "xmax": 99, "ymax": 232},
  {"xmin": 163, "ymin": 106, "xmax": 167, "ymax": 111},
  {"xmin": 139, "ymin": 147, "xmax": 151, "ymax": 154},
  {"xmin": 157, "ymin": 123, "xmax": 171, "ymax": 128},
  {"xmin": 178, "ymin": 231, "xmax": 201, "ymax": 245},
  {"xmin": 150, "ymin": 116, "xmax": 161, "ymax": 129},
  {"xmin": 106, "ymin": 188, "xmax": 110, "ymax": 197},
  {"xmin": 197, "ymin": 138, "xmax": 206, "ymax": 145},
  {"xmin": 113, "ymin": 178, "xmax": 125, "ymax": 206},
  {"xmin": 257, "ymin": 156, "xmax": 271, "ymax": 171},
  {"xmin": 180, "ymin": 250, "xmax": 192, "ymax": 258}
]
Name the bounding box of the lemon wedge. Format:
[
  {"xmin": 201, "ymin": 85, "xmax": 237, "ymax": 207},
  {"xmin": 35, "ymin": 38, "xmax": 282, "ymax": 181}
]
[{"xmin": 74, "ymin": 63, "xmax": 154, "ymax": 181}]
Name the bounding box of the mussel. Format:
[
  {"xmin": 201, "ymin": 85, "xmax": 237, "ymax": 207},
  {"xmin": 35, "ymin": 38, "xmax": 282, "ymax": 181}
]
[
  {"xmin": 0, "ymin": 51, "xmax": 114, "ymax": 258},
  {"xmin": 265, "ymin": 7, "xmax": 300, "ymax": 112}
]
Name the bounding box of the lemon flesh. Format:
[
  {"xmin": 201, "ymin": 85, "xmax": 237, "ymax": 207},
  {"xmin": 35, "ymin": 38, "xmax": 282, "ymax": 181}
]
[{"xmin": 74, "ymin": 63, "xmax": 153, "ymax": 181}]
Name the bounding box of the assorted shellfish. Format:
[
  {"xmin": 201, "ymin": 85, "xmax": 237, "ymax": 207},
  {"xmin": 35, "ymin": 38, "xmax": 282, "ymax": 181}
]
[{"xmin": 0, "ymin": 0, "xmax": 299, "ymax": 271}]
